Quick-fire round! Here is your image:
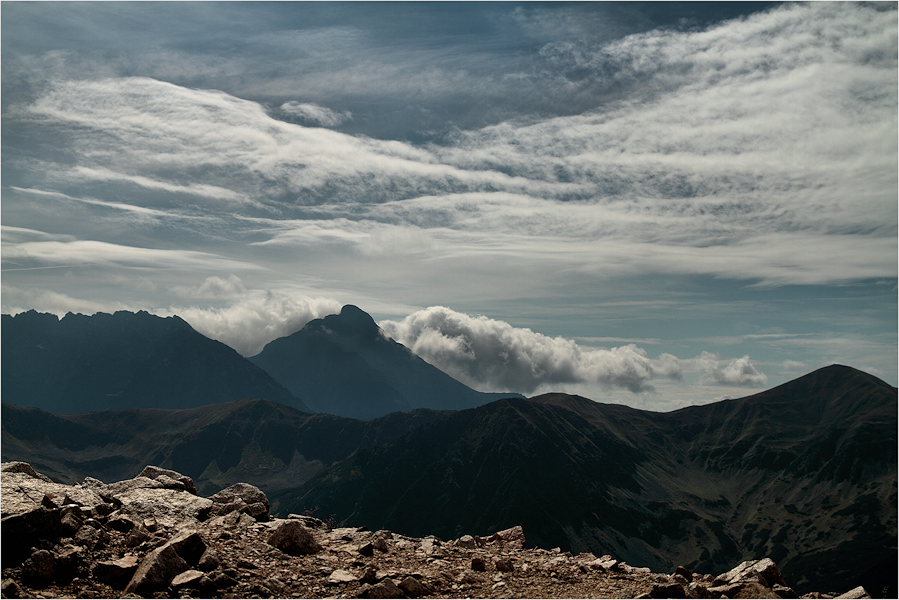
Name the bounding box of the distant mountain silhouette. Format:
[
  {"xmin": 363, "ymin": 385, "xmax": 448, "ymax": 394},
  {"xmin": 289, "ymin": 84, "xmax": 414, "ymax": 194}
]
[
  {"xmin": 250, "ymin": 305, "xmax": 520, "ymax": 420},
  {"xmin": 1, "ymin": 397, "xmax": 448, "ymax": 499},
  {"xmin": 279, "ymin": 365, "xmax": 897, "ymax": 596},
  {"xmin": 1, "ymin": 310, "xmax": 305, "ymax": 413}
]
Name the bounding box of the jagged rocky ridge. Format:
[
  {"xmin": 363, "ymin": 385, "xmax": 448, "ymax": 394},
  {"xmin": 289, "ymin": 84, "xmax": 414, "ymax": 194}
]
[{"xmin": 0, "ymin": 463, "xmax": 874, "ymax": 599}]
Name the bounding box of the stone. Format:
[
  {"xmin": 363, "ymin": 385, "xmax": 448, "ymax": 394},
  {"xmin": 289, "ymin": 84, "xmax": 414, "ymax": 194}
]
[
  {"xmin": 773, "ymin": 583, "xmax": 800, "ymax": 598},
  {"xmin": 137, "ymin": 466, "xmax": 198, "ymax": 495},
  {"xmin": 267, "ymin": 519, "xmax": 322, "ymax": 555},
  {"xmin": 1, "ymin": 578, "xmax": 24, "ymax": 599},
  {"xmin": 457, "ymin": 569, "xmax": 484, "ymax": 584},
  {"xmin": 124, "ymin": 543, "xmax": 189, "ymax": 595},
  {"xmin": 371, "ymin": 531, "xmax": 391, "ymax": 552},
  {"xmin": 1, "ymin": 507, "xmax": 62, "ymax": 565},
  {"xmin": 471, "ymin": 556, "xmax": 487, "ymax": 571},
  {"xmin": 93, "ymin": 555, "xmax": 140, "ymax": 589},
  {"xmin": 59, "ymin": 511, "xmax": 83, "ymax": 536},
  {"xmin": 687, "ymin": 581, "xmax": 715, "ymax": 599},
  {"xmin": 649, "ymin": 582, "xmax": 687, "ymax": 598},
  {"xmin": 357, "ymin": 542, "xmax": 375, "ymax": 556},
  {"xmin": 171, "ymin": 569, "xmax": 204, "ymax": 588},
  {"xmin": 197, "ymin": 546, "xmax": 222, "ymax": 571},
  {"xmin": 328, "ymin": 569, "xmax": 358, "ymax": 584},
  {"xmin": 1, "ymin": 461, "xmax": 53, "ymax": 482},
  {"xmin": 165, "ymin": 531, "xmax": 207, "ymax": 565},
  {"xmin": 360, "ymin": 566, "xmax": 379, "ymax": 584},
  {"xmin": 456, "ymin": 534, "xmax": 477, "ymax": 549},
  {"xmin": 676, "ymin": 565, "xmax": 694, "ymax": 582},
  {"xmin": 713, "ymin": 558, "xmax": 786, "ymax": 589},
  {"xmin": 834, "ymin": 587, "xmax": 871, "ymax": 599},
  {"xmin": 359, "ymin": 578, "xmax": 405, "ymax": 599},
  {"xmin": 21, "ymin": 549, "xmax": 58, "ymax": 588},
  {"xmin": 209, "ymin": 482, "xmax": 269, "ymax": 520},
  {"xmin": 398, "ymin": 575, "xmax": 429, "ymax": 597},
  {"xmin": 495, "ymin": 557, "xmax": 515, "ymax": 572}
]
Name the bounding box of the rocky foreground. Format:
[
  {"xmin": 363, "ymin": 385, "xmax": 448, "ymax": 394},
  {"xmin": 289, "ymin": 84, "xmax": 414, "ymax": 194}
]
[{"xmin": 0, "ymin": 463, "xmax": 873, "ymax": 599}]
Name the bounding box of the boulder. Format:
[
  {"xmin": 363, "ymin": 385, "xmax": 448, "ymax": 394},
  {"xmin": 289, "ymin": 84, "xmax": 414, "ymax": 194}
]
[
  {"xmin": 20, "ymin": 549, "xmax": 58, "ymax": 588},
  {"xmin": 209, "ymin": 482, "xmax": 270, "ymax": 521},
  {"xmin": 138, "ymin": 466, "xmax": 198, "ymax": 495},
  {"xmin": 124, "ymin": 544, "xmax": 190, "ymax": 595},
  {"xmin": 456, "ymin": 534, "xmax": 477, "ymax": 549},
  {"xmin": 267, "ymin": 520, "xmax": 322, "ymax": 555},
  {"xmin": 93, "ymin": 555, "xmax": 140, "ymax": 589},
  {"xmin": 1, "ymin": 465, "xmax": 104, "ymax": 517},
  {"xmin": 109, "ymin": 487, "xmax": 213, "ymax": 527},
  {"xmin": 1, "ymin": 506, "xmax": 62, "ymax": 565},
  {"xmin": 328, "ymin": 569, "xmax": 358, "ymax": 584},
  {"xmin": 713, "ymin": 558, "xmax": 786, "ymax": 589},
  {"xmin": 487, "ymin": 525, "xmax": 526, "ymax": 550}
]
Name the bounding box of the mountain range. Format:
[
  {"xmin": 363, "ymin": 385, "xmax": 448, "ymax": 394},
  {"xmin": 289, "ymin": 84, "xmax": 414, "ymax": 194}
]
[
  {"xmin": 1, "ymin": 307, "xmax": 895, "ymax": 595},
  {"xmin": 1, "ymin": 306, "xmax": 516, "ymax": 419},
  {"xmin": 2, "ymin": 364, "xmax": 895, "ymax": 595}
]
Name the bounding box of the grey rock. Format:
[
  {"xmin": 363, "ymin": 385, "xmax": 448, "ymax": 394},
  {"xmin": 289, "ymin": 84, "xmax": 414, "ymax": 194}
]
[
  {"xmin": 328, "ymin": 569, "xmax": 358, "ymax": 584},
  {"xmin": 456, "ymin": 534, "xmax": 477, "ymax": 549},
  {"xmin": 209, "ymin": 483, "xmax": 269, "ymax": 520},
  {"xmin": 267, "ymin": 520, "xmax": 322, "ymax": 555},
  {"xmin": 137, "ymin": 466, "xmax": 198, "ymax": 495},
  {"xmin": 713, "ymin": 558, "xmax": 786, "ymax": 589}
]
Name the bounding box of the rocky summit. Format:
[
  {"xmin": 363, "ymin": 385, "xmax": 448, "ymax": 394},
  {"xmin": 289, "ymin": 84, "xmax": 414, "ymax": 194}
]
[{"xmin": 0, "ymin": 463, "xmax": 875, "ymax": 599}]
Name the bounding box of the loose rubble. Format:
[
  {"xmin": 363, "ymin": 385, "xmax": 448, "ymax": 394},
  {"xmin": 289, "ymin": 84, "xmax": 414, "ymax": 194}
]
[{"xmin": 0, "ymin": 462, "xmax": 873, "ymax": 599}]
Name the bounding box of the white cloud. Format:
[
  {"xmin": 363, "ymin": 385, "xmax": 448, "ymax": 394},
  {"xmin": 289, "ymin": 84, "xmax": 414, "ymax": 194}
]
[
  {"xmin": 279, "ymin": 101, "xmax": 352, "ymax": 127},
  {"xmin": 172, "ymin": 274, "xmax": 247, "ymax": 299},
  {"xmin": 381, "ymin": 306, "xmax": 682, "ymax": 394},
  {"xmin": 692, "ymin": 351, "xmax": 768, "ymax": 387},
  {"xmin": 170, "ymin": 292, "xmax": 342, "ymax": 356}
]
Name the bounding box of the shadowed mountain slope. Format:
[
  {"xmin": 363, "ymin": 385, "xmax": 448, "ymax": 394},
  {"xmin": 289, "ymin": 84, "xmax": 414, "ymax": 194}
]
[
  {"xmin": 2, "ymin": 310, "xmax": 305, "ymax": 413},
  {"xmin": 0, "ymin": 398, "xmax": 448, "ymax": 498},
  {"xmin": 249, "ymin": 304, "xmax": 520, "ymax": 420},
  {"xmin": 280, "ymin": 365, "xmax": 897, "ymax": 596}
]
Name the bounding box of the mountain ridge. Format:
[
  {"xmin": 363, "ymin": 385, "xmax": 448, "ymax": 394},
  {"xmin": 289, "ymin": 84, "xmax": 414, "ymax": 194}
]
[{"xmin": 249, "ymin": 304, "xmax": 521, "ymax": 420}]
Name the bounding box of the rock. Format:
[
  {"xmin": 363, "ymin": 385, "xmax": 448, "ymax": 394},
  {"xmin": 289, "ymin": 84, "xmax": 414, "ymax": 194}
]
[
  {"xmin": 197, "ymin": 546, "xmax": 221, "ymax": 571},
  {"xmin": 457, "ymin": 569, "xmax": 484, "ymax": 584},
  {"xmin": 456, "ymin": 534, "xmax": 477, "ymax": 549},
  {"xmin": 199, "ymin": 570, "xmax": 238, "ymax": 591},
  {"xmin": 170, "ymin": 569, "xmax": 204, "ymax": 588},
  {"xmin": 676, "ymin": 565, "xmax": 694, "ymax": 582},
  {"xmin": 93, "ymin": 555, "xmax": 140, "ymax": 589},
  {"xmin": 495, "ymin": 557, "xmax": 515, "ymax": 572},
  {"xmin": 1, "ymin": 578, "xmax": 25, "ymax": 599},
  {"xmin": 122, "ymin": 531, "xmax": 204, "ymax": 595},
  {"xmin": 209, "ymin": 483, "xmax": 269, "ymax": 520},
  {"xmin": 137, "ymin": 466, "xmax": 198, "ymax": 494},
  {"xmin": 649, "ymin": 582, "xmax": 687, "ymax": 598},
  {"xmin": 264, "ymin": 577, "xmax": 288, "ymax": 596},
  {"xmin": 267, "ymin": 520, "xmax": 322, "ymax": 555},
  {"xmin": 371, "ymin": 530, "xmax": 392, "ymax": 552},
  {"xmin": 357, "ymin": 542, "xmax": 375, "ymax": 556},
  {"xmin": 713, "ymin": 558, "xmax": 786, "ymax": 589},
  {"xmin": 360, "ymin": 566, "xmax": 379, "ymax": 584},
  {"xmin": 773, "ymin": 583, "xmax": 800, "ymax": 598},
  {"xmin": 687, "ymin": 581, "xmax": 715, "ymax": 598},
  {"xmin": 471, "ymin": 556, "xmax": 487, "ymax": 571},
  {"xmin": 124, "ymin": 543, "xmax": 189, "ymax": 596},
  {"xmin": 21, "ymin": 549, "xmax": 58, "ymax": 588},
  {"xmin": 398, "ymin": 575, "xmax": 429, "ymax": 597},
  {"xmin": 1, "ymin": 461, "xmax": 53, "ymax": 482},
  {"xmin": 359, "ymin": 578, "xmax": 405, "ymax": 599},
  {"xmin": 1, "ymin": 507, "xmax": 62, "ymax": 565},
  {"xmin": 110, "ymin": 486, "xmax": 213, "ymax": 527},
  {"xmin": 328, "ymin": 569, "xmax": 357, "ymax": 584},
  {"xmin": 834, "ymin": 587, "xmax": 871, "ymax": 599}
]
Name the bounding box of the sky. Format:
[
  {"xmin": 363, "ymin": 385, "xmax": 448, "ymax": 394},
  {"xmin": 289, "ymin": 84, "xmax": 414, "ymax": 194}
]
[{"xmin": 2, "ymin": 1, "xmax": 896, "ymax": 411}]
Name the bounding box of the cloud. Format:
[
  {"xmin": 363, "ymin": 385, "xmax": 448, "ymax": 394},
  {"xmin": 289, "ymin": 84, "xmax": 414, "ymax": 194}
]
[
  {"xmin": 170, "ymin": 292, "xmax": 342, "ymax": 356},
  {"xmin": 279, "ymin": 101, "xmax": 352, "ymax": 127},
  {"xmin": 693, "ymin": 352, "xmax": 768, "ymax": 387},
  {"xmin": 381, "ymin": 306, "xmax": 682, "ymax": 394},
  {"xmin": 172, "ymin": 274, "xmax": 246, "ymax": 299}
]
